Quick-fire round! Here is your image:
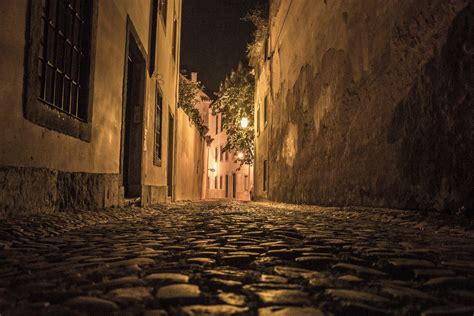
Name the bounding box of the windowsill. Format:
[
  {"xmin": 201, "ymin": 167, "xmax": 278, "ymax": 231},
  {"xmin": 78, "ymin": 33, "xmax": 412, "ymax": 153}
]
[
  {"xmin": 24, "ymin": 99, "xmax": 92, "ymax": 142},
  {"xmin": 153, "ymin": 157, "xmax": 162, "ymax": 167},
  {"xmin": 159, "ymin": 14, "xmax": 167, "ymax": 32}
]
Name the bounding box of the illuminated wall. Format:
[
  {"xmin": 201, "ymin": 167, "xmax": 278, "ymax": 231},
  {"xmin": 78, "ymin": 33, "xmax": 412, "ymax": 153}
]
[{"xmin": 254, "ymin": 0, "xmax": 473, "ymax": 211}]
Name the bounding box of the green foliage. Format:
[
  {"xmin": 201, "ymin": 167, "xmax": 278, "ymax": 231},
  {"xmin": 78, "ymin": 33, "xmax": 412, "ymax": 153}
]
[
  {"xmin": 243, "ymin": 7, "xmax": 268, "ymax": 64},
  {"xmin": 178, "ymin": 76, "xmax": 213, "ymax": 145},
  {"xmin": 211, "ymin": 63, "xmax": 255, "ymax": 166}
]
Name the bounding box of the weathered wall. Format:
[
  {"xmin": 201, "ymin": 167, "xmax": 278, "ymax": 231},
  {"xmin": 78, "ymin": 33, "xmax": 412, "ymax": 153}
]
[
  {"xmin": 255, "ymin": 0, "xmax": 473, "ymax": 211},
  {"xmin": 0, "ymin": 166, "xmax": 121, "ymax": 218}
]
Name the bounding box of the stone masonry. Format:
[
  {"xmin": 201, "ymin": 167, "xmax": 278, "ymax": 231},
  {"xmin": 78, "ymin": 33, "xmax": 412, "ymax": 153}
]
[{"xmin": 1, "ymin": 201, "xmax": 473, "ymax": 315}]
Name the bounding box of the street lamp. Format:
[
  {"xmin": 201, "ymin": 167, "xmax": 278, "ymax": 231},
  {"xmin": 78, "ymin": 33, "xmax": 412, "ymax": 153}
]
[
  {"xmin": 237, "ymin": 152, "xmax": 244, "ymax": 160},
  {"xmin": 240, "ymin": 117, "xmax": 249, "ymax": 129}
]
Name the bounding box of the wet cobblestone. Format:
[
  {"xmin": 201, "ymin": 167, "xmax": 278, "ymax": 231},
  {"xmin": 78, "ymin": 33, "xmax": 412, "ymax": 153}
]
[{"xmin": 0, "ymin": 201, "xmax": 473, "ymax": 315}]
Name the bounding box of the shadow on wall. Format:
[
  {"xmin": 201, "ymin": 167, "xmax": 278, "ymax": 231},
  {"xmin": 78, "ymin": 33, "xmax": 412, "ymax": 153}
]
[{"xmin": 388, "ymin": 4, "xmax": 474, "ymax": 212}]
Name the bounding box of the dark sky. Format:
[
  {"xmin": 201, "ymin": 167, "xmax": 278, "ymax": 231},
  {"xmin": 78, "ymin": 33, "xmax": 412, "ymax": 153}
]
[{"xmin": 180, "ymin": 0, "xmax": 262, "ymax": 96}]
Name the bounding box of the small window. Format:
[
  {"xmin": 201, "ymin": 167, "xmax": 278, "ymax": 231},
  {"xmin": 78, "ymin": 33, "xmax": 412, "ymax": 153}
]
[
  {"xmin": 154, "ymin": 85, "xmax": 163, "ymax": 165},
  {"xmin": 214, "ymin": 176, "xmax": 218, "ymax": 189},
  {"xmin": 38, "ymin": 0, "xmax": 92, "ymax": 119},
  {"xmin": 24, "ymin": 0, "xmax": 96, "ymax": 141},
  {"xmin": 158, "ymin": 0, "xmax": 167, "ymax": 28},
  {"xmin": 220, "ymin": 146, "xmax": 223, "ymax": 161},
  {"xmin": 263, "ymin": 160, "xmax": 268, "ymax": 191},
  {"xmin": 256, "ymin": 106, "xmax": 260, "ymax": 135},
  {"xmin": 172, "ymin": 17, "xmax": 178, "ymax": 59},
  {"xmin": 225, "ymin": 150, "xmax": 228, "ymax": 161},
  {"xmin": 214, "ymin": 147, "xmax": 218, "ymax": 162},
  {"xmin": 219, "ymin": 176, "xmax": 223, "ymax": 189},
  {"xmin": 264, "ymin": 96, "xmax": 268, "ymax": 127},
  {"xmin": 215, "ymin": 115, "xmax": 219, "ymax": 134},
  {"xmin": 207, "ymin": 176, "xmax": 210, "ymax": 189},
  {"xmin": 149, "ymin": 0, "xmax": 158, "ymax": 76},
  {"xmin": 244, "ymin": 175, "xmax": 249, "ymax": 191}
]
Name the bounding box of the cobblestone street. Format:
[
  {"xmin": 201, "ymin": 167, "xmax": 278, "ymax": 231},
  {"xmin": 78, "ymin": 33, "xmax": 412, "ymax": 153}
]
[{"xmin": 1, "ymin": 201, "xmax": 473, "ymax": 315}]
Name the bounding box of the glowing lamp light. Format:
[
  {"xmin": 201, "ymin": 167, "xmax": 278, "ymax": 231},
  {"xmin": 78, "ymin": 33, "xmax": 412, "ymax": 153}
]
[
  {"xmin": 240, "ymin": 117, "xmax": 249, "ymax": 129},
  {"xmin": 237, "ymin": 152, "xmax": 244, "ymax": 160}
]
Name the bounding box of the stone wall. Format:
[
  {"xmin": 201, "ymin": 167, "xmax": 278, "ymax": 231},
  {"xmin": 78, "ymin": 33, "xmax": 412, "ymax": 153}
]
[
  {"xmin": 255, "ymin": 0, "xmax": 473, "ymax": 212},
  {"xmin": 0, "ymin": 166, "xmax": 122, "ymax": 218}
]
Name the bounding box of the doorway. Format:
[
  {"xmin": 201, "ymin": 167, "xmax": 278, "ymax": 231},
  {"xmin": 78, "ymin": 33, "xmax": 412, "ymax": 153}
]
[
  {"xmin": 167, "ymin": 113, "xmax": 174, "ymax": 198},
  {"xmin": 122, "ymin": 32, "xmax": 145, "ymax": 198},
  {"xmin": 225, "ymin": 174, "xmax": 229, "ymax": 198},
  {"xmin": 232, "ymin": 173, "xmax": 237, "ymax": 198}
]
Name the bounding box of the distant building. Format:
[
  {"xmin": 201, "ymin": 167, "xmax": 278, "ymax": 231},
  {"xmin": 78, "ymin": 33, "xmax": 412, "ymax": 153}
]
[
  {"xmin": 205, "ymin": 100, "xmax": 253, "ymax": 201},
  {"xmin": 0, "ymin": 0, "xmax": 201, "ymax": 217}
]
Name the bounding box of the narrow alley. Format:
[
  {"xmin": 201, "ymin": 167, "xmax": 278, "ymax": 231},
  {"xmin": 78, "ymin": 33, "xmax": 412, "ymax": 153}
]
[
  {"xmin": 1, "ymin": 201, "xmax": 473, "ymax": 315},
  {"xmin": 1, "ymin": 0, "xmax": 473, "ymax": 314}
]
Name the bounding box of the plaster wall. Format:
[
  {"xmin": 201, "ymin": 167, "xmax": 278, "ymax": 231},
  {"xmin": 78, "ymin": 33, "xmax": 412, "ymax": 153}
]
[
  {"xmin": 142, "ymin": 0, "xmax": 182, "ymax": 201},
  {"xmin": 0, "ymin": 0, "xmax": 151, "ymax": 174},
  {"xmin": 255, "ymin": 0, "xmax": 473, "ymax": 211},
  {"xmin": 0, "ymin": 0, "xmax": 184, "ymax": 213},
  {"xmin": 174, "ymin": 108, "xmax": 206, "ymax": 201}
]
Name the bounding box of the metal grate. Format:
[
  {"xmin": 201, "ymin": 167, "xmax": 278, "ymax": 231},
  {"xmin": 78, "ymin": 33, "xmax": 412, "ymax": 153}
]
[
  {"xmin": 158, "ymin": 0, "xmax": 167, "ymax": 26},
  {"xmin": 38, "ymin": 0, "xmax": 90, "ymax": 120},
  {"xmin": 155, "ymin": 88, "xmax": 163, "ymax": 162}
]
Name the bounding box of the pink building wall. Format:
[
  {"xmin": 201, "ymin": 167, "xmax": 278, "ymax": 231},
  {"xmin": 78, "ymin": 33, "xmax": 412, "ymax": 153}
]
[{"xmin": 205, "ymin": 111, "xmax": 254, "ymax": 201}]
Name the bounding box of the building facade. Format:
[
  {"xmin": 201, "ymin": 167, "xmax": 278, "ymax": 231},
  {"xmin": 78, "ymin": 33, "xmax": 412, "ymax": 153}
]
[
  {"xmin": 174, "ymin": 73, "xmax": 211, "ymax": 201},
  {"xmin": 254, "ymin": 0, "xmax": 473, "ymax": 211},
  {"xmin": 205, "ymin": 110, "xmax": 254, "ymax": 201},
  {"xmin": 0, "ymin": 0, "xmax": 192, "ymax": 217}
]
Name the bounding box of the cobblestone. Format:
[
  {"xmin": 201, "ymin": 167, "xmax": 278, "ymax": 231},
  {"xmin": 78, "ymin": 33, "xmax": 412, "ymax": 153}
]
[{"xmin": 0, "ymin": 200, "xmax": 473, "ymax": 315}]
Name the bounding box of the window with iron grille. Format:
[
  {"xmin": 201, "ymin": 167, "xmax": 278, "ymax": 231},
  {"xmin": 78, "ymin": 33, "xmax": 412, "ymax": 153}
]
[
  {"xmin": 264, "ymin": 96, "xmax": 268, "ymax": 127},
  {"xmin": 263, "ymin": 159, "xmax": 268, "ymax": 191},
  {"xmin": 39, "ymin": 0, "xmax": 91, "ymax": 120},
  {"xmin": 149, "ymin": 0, "xmax": 158, "ymax": 76},
  {"xmin": 256, "ymin": 105, "xmax": 260, "ymax": 135},
  {"xmin": 154, "ymin": 86, "xmax": 163, "ymax": 165},
  {"xmin": 172, "ymin": 17, "xmax": 178, "ymax": 60},
  {"xmin": 24, "ymin": 0, "xmax": 96, "ymax": 141},
  {"xmin": 158, "ymin": 0, "xmax": 167, "ymax": 27}
]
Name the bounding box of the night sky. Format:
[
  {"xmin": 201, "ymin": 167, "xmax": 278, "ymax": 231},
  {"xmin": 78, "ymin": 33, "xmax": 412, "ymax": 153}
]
[{"xmin": 180, "ymin": 0, "xmax": 263, "ymax": 97}]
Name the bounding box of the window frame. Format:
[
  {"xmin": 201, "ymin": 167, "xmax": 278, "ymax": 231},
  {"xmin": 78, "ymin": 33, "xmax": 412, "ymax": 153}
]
[
  {"xmin": 256, "ymin": 104, "xmax": 260, "ymax": 136},
  {"xmin": 158, "ymin": 0, "xmax": 167, "ymax": 30},
  {"xmin": 172, "ymin": 16, "xmax": 178, "ymax": 60},
  {"xmin": 148, "ymin": 0, "xmax": 158, "ymax": 76},
  {"xmin": 263, "ymin": 159, "xmax": 268, "ymax": 192},
  {"xmin": 23, "ymin": 0, "xmax": 98, "ymax": 142},
  {"xmin": 153, "ymin": 84, "xmax": 164, "ymax": 166},
  {"xmin": 263, "ymin": 95, "xmax": 268, "ymax": 128}
]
